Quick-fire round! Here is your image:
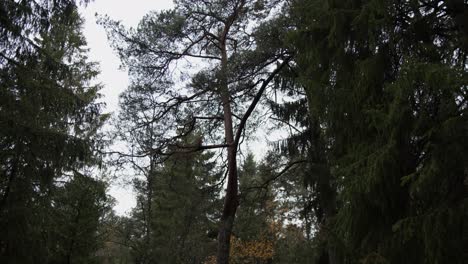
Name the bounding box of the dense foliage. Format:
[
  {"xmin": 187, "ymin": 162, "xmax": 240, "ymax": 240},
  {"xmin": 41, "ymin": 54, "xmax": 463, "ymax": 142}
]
[
  {"xmin": 288, "ymin": 0, "xmax": 468, "ymax": 263},
  {"xmin": 1, "ymin": 0, "xmax": 466, "ymax": 263},
  {"xmin": 0, "ymin": 1, "xmax": 111, "ymax": 263}
]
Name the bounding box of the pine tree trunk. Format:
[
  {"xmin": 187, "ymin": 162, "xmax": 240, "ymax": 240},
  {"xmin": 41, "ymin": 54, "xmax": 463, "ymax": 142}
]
[
  {"xmin": 216, "ymin": 95, "xmax": 239, "ymax": 264},
  {"xmin": 216, "ymin": 35, "xmax": 239, "ymax": 264}
]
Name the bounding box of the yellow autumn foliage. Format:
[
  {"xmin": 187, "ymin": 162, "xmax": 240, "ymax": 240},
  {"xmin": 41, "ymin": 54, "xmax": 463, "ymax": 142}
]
[
  {"xmin": 203, "ymin": 255, "xmax": 217, "ymax": 264},
  {"xmin": 230, "ymin": 236, "xmax": 274, "ymax": 263}
]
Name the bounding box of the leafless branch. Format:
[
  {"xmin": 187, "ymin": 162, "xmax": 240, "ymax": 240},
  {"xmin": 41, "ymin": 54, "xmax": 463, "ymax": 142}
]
[
  {"xmin": 234, "ymin": 57, "xmax": 292, "ymax": 148},
  {"xmin": 243, "ymin": 159, "xmax": 307, "ymax": 191}
]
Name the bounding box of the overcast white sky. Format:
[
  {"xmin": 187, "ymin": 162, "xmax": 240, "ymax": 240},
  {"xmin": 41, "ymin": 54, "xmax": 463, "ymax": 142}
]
[
  {"xmin": 81, "ymin": 0, "xmax": 174, "ymax": 215},
  {"xmin": 81, "ymin": 0, "xmax": 174, "ymax": 111}
]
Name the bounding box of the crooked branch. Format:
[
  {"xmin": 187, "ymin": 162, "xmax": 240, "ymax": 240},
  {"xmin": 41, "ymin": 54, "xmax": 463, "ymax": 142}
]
[{"xmin": 234, "ymin": 57, "xmax": 292, "ymax": 148}]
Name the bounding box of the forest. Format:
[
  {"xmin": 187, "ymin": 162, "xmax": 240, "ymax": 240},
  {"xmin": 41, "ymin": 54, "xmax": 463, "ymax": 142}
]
[{"xmin": 0, "ymin": 0, "xmax": 467, "ymax": 263}]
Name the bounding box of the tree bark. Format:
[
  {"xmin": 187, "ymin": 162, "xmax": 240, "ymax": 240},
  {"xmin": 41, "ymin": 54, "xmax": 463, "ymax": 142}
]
[{"xmin": 216, "ymin": 29, "xmax": 239, "ymax": 264}]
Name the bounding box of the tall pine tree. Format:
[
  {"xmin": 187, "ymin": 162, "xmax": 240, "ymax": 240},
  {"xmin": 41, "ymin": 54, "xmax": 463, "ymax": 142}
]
[{"xmin": 100, "ymin": 1, "xmax": 292, "ymax": 261}]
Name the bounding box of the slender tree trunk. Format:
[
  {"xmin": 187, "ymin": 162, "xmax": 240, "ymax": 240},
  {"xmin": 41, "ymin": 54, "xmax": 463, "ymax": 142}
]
[
  {"xmin": 0, "ymin": 163, "xmax": 16, "ymax": 210},
  {"xmin": 146, "ymin": 164, "xmax": 152, "ymax": 250},
  {"xmin": 67, "ymin": 205, "xmax": 82, "ymax": 264},
  {"xmin": 216, "ymin": 142, "xmax": 238, "ymax": 264},
  {"xmin": 320, "ymin": 177, "xmax": 338, "ymax": 264},
  {"xmin": 0, "ymin": 152, "xmax": 19, "ymax": 211},
  {"xmin": 308, "ymin": 111, "xmax": 339, "ymax": 264},
  {"xmin": 216, "ymin": 35, "xmax": 239, "ymax": 264}
]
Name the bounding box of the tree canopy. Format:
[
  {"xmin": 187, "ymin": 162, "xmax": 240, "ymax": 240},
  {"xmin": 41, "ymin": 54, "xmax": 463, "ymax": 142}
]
[{"xmin": 0, "ymin": 0, "xmax": 466, "ymax": 263}]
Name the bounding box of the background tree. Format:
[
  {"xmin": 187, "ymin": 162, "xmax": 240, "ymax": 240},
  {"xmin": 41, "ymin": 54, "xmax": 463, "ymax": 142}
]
[
  {"xmin": 231, "ymin": 153, "xmax": 277, "ymax": 263},
  {"xmin": 49, "ymin": 173, "xmax": 113, "ymax": 264},
  {"xmin": 95, "ymin": 213, "xmax": 138, "ymax": 264},
  {"xmin": 150, "ymin": 142, "xmax": 222, "ymax": 263},
  {"xmin": 112, "ymin": 140, "xmax": 222, "ymax": 264}
]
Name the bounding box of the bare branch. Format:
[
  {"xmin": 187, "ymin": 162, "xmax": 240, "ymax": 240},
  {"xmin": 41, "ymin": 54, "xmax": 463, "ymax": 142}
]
[
  {"xmin": 234, "ymin": 57, "xmax": 292, "ymax": 148},
  {"xmin": 243, "ymin": 159, "xmax": 307, "ymax": 191},
  {"xmin": 168, "ymin": 143, "xmax": 230, "ymax": 151},
  {"xmin": 193, "ymin": 115, "xmax": 224, "ymax": 120}
]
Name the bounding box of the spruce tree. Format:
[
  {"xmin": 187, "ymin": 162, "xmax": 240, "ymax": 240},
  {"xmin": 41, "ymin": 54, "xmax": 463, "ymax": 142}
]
[
  {"xmin": 289, "ymin": 0, "xmax": 468, "ymax": 263},
  {"xmin": 0, "ymin": 1, "xmax": 108, "ymax": 263},
  {"xmin": 121, "ymin": 138, "xmax": 222, "ymax": 264}
]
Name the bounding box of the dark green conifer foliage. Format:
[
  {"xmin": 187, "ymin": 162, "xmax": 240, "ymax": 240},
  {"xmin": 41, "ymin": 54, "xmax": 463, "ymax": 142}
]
[
  {"xmin": 289, "ymin": 0, "xmax": 468, "ymax": 263},
  {"xmin": 122, "ymin": 135, "xmax": 222, "ymax": 264},
  {"xmin": 150, "ymin": 146, "xmax": 222, "ymax": 263},
  {"xmin": 268, "ymin": 32, "xmax": 340, "ymax": 264},
  {"xmin": 0, "ymin": 1, "xmax": 107, "ymax": 263},
  {"xmin": 49, "ymin": 173, "xmax": 112, "ymax": 264},
  {"xmin": 235, "ymin": 153, "xmax": 277, "ymax": 239},
  {"xmin": 236, "ymin": 154, "xmax": 267, "ymax": 240}
]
